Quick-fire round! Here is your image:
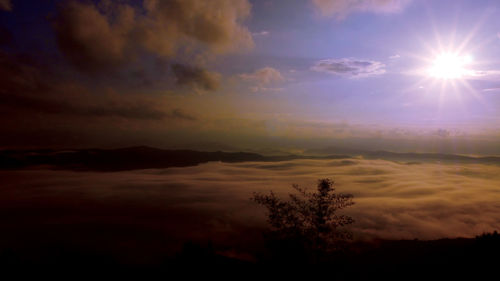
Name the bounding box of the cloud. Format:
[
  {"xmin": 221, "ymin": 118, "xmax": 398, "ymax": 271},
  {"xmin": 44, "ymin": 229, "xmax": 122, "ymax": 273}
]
[
  {"xmin": 482, "ymin": 88, "xmax": 500, "ymax": 93},
  {"xmin": 166, "ymin": 108, "xmax": 198, "ymax": 121},
  {"xmin": 171, "ymin": 64, "xmax": 221, "ymax": 92},
  {"xmin": 252, "ymin": 30, "xmax": 270, "ymax": 36},
  {"xmin": 312, "ymin": 58, "xmax": 386, "ymax": 78},
  {"xmin": 240, "ymin": 67, "xmax": 285, "ymax": 84},
  {"xmin": 467, "ymin": 70, "xmax": 500, "ymax": 81},
  {"xmin": 53, "ymin": 0, "xmax": 254, "ymax": 73},
  {"xmin": 53, "ymin": 1, "xmax": 136, "ymax": 73},
  {"xmin": 0, "ymin": 25, "xmax": 13, "ymax": 47},
  {"xmin": 0, "ymin": 50, "xmax": 52, "ymax": 98},
  {"xmin": 141, "ymin": 0, "xmax": 254, "ymax": 55},
  {"xmin": 0, "ymin": 0, "xmax": 11, "ymax": 11},
  {"xmin": 433, "ymin": 129, "xmax": 450, "ymax": 138},
  {"xmin": 239, "ymin": 67, "xmax": 285, "ymax": 92},
  {"xmin": 82, "ymin": 104, "xmax": 188, "ymax": 121},
  {"xmin": 249, "ymin": 87, "xmax": 284, "ymax": 93},
  {"xmin": 389, "ymin": 54, "xmax": 401, "ymax": 59},
  {"xmin": 312, "ymin": 0, "xmax": 411, "ymax": 19},
  {"xmin": 0, "ymin": 50, "xmax": 198, "ymax": 121},
  {"xmin": 0, "ymin": 88, "xmax": 196, "ymax": 121}
]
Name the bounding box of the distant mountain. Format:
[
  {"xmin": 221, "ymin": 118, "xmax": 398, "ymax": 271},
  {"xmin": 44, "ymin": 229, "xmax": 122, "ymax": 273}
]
[
  {"xmin": 0, "ymin": 146, "xmax": 269, "ymax": 171},
  {"xmin": 169, "ymin": 141, "xmax": 241, "ymax": 152},
  {"xmin": 1, "ymin": 146, "xmax": 500, "ymax": 172},
  {"xmin": 363, "ymin": 150, "xmax": 500, "ymax": 164},
  {"xmin": 0, "ymin": 146, "xmax": 346, "ymax": 172},
  {"xmin": 306, "ymin": 146, "xmax": 371, "ymax": 156},
  {"xmin": 307, "ymin": 146, "xmax": 500, "ymax": 165}
]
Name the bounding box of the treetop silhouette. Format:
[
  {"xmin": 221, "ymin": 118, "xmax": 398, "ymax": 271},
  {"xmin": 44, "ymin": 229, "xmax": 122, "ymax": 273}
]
[{"xmin": 252, "ymin": 178, "xmax": 355, "ymax": 256}]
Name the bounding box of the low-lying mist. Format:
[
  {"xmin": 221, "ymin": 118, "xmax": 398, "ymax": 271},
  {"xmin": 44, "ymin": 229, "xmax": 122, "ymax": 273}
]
[{"xmin": 1, "ymin": 159, "xmax": 500, "ymax": 261}]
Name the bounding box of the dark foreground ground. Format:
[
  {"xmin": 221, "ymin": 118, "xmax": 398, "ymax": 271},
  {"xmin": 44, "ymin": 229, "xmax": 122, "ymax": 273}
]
[{"xmin": 2, "ymin": 232, "xmax": 499, "ymax": 280}]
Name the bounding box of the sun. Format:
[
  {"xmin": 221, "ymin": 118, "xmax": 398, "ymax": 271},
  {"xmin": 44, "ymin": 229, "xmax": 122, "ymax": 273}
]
[
  {"xmin": 401, "ymin": 15, "xmax": 488, "ymax": 109},
  {"xmin": 427, "ymin": 52, "xmax": 473, "ymax": 80}
]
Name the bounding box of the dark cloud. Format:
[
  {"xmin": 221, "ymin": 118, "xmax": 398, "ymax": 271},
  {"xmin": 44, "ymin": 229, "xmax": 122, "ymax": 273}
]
[
  {"xmin": 0, "ymin": 25, "xmax": 13, "ymax": 47},
  {"xmin": 52, "ymin": 0, "xmax": 254, "ymax": 73},
  {"xmin": 83, "ymin": 103, "xmax": 168, "ymax": 120},
  {"xmin": 0, "ymin": 94, "xmax": 72, "ymax": 115},
  {"xmin": 166, "ymin": 108, "xmax": 198, "ymax": 121},
  {"xmin": 53, "ymin": 0, "xmax": 135, "ymax": 73},
  {"xmin": 0, "ymin": 0, "xmax": 11, "ymax": 11},
  {"xmin": 172, "ymin": 63, "xmax": 220, "ymax": 91},
  {"xmin": 312, "ymin": 58, "xmax": 386, "ymax": 77},
  {"xmin": 0, "ymin": 50, "xmax": 196, "ymax": 121},
  {"xmin": 0, "ymin": 90, "xmax": 198, "ymax": 121},
  {"xmin": 0, "ymin": 50, "xmax": 52, "ymax": 96}
]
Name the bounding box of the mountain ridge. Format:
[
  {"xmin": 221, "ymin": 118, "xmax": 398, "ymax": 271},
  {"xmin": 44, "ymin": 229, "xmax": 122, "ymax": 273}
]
[{"xmin": 1, "ymin": 146, "xmax": 500, "ymax": 172}]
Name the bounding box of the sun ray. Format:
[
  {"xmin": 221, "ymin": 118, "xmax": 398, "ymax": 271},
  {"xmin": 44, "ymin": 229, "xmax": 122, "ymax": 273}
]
[
  {"xmin": 455, "ymin": 8, "xmax": 492, "ymax": 54},
  {"xmin": 403, "ymin": 18, "xmax": 494, "ymax": 120},
  {"xmin": 457, "ymin": 79, "xmax": 486, "ymax": 107}
]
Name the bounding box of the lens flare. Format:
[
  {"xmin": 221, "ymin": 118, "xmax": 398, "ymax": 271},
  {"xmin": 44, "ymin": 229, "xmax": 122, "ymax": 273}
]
[{"xmin": 427, "ymin": 52, "xmax": 473, "ymax": 79}]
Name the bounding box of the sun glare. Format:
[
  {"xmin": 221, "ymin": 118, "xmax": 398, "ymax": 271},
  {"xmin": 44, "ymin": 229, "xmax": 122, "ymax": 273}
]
[{"xmin": 427, "ymin": 52, "xmax": 473, "ymax": 79}]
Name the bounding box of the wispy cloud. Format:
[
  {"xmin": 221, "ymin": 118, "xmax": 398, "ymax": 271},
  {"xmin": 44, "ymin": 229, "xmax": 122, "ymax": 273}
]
[
  {"xmin": 239, "ymin": 67, "xmax": 285, "ymax": 92},
  {"xmin": 482, "ymin": 87, "xmax": 500, "ymax": 93},
  {"xmin": 252, "ymin": 30, "xmax": 270, "ymax": 37},
  {"xmin": 312, "ymin": 0, "xmax": 411, "ymax": 19},
  {"xmin": 311, "ymin": 58, "xmax": 386, "ymax": 78}
]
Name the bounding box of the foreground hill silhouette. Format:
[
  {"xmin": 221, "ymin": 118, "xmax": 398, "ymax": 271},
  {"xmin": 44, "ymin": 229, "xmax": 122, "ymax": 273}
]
[
  {"xmin": 2, "ymin": 146, "xmax": 500, "ymax": 171},
  {"xmin": 0, "ymin": 146, "xmax": 273, "ymax": 171},
  {"xmin": 2, "ymin": 233, "xmax": 500, "ymax": 279}
]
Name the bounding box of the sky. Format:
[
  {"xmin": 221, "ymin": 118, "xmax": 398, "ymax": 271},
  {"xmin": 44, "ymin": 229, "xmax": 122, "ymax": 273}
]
[{"xmin": 2, "ymin": 0, "xmax": 500, "ymax": 154}]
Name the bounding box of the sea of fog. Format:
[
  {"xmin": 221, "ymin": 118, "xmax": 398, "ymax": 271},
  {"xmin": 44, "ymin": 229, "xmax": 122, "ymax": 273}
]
[{"xmin": 2, "ymin": 159, "xmax": 500, "ymax": 261}]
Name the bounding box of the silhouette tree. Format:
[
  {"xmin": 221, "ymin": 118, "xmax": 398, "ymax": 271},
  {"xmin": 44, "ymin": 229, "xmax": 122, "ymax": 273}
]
[{"xmin": 252, "ymin": 178, "xmax": 354, "ymax": 262}]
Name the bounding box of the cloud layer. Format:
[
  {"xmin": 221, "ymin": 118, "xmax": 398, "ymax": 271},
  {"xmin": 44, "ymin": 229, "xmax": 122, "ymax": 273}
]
[
  {"xmin": 3, "ymin": 159, "xmax": 500, "ymax": 256},
  {"xmin": 312, "ymin": 58, "xmax": 386, "ymax": 77},
  {"xmin": 53, "ymin": 0, "xmax": 254, "ymax": 73},
  {"xmin": 0, "ymin": 50, "xmax": 198, "ymax": 122}
]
